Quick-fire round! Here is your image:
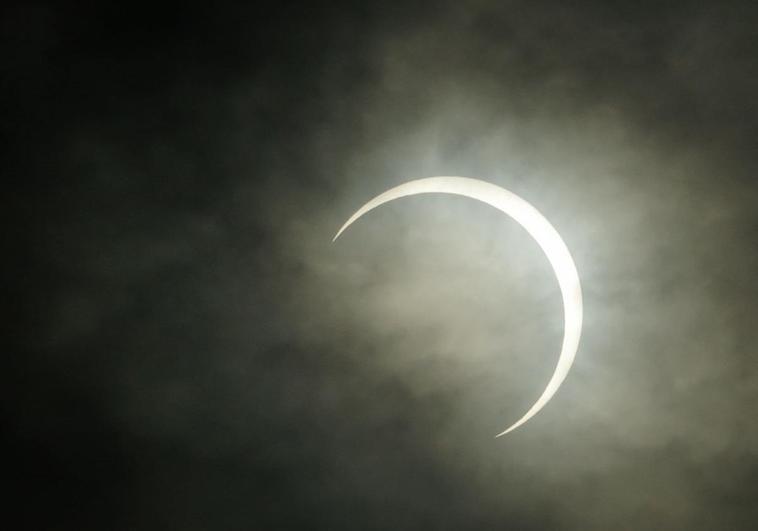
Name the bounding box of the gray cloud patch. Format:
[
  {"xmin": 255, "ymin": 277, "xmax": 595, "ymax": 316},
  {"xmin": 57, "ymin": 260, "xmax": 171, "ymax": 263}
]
[{"xmin": 8, "ymin": 1, "xmax": 758, "ymax": 529}]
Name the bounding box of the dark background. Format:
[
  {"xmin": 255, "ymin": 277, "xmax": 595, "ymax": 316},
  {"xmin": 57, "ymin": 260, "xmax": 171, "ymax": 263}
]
[{"xmin": 5, "ymin": 2, "xmax": 758, "ymax": 529}]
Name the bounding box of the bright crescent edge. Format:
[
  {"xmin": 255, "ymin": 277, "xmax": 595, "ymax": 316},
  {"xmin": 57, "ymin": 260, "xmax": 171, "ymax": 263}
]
[{"xmin": 332, "ymin": 176, "xmax": 583, "ymax": 438}]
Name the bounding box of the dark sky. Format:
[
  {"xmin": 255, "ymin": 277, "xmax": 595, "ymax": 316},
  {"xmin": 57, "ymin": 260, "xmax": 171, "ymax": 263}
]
[{"xmin": 5, "ymin": 1, "xmax": 758, "ymax": 529}]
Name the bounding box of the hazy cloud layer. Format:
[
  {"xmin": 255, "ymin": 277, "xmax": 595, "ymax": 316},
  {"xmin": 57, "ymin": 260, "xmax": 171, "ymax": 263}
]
[{"xmin": 7, "ymin": 1, "xmax": 758, "ymax": 529}]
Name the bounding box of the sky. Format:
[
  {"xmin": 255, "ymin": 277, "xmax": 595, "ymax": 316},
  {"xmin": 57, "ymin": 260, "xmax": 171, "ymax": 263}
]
[{"xmin": 6, "ymin": 1, "xmax": 758, "ymax": 529}]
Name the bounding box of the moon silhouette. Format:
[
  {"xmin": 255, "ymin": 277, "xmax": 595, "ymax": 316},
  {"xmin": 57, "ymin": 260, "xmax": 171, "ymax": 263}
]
[{"xmin": 333, "ymin": 177, "xmax": 583, "ymax": 437}]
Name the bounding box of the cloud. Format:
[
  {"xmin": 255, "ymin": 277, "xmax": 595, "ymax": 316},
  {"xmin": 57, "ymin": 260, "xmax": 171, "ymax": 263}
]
[{"xmin": 10, "ymin": 1, "xmax": 758, "ymax": 529}]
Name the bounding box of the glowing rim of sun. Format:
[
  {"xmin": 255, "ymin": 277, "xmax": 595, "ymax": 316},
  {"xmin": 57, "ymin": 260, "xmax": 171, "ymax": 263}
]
[{"xmin": 333, "ymin": 176, "xmax": 582, "ymax": 437}]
